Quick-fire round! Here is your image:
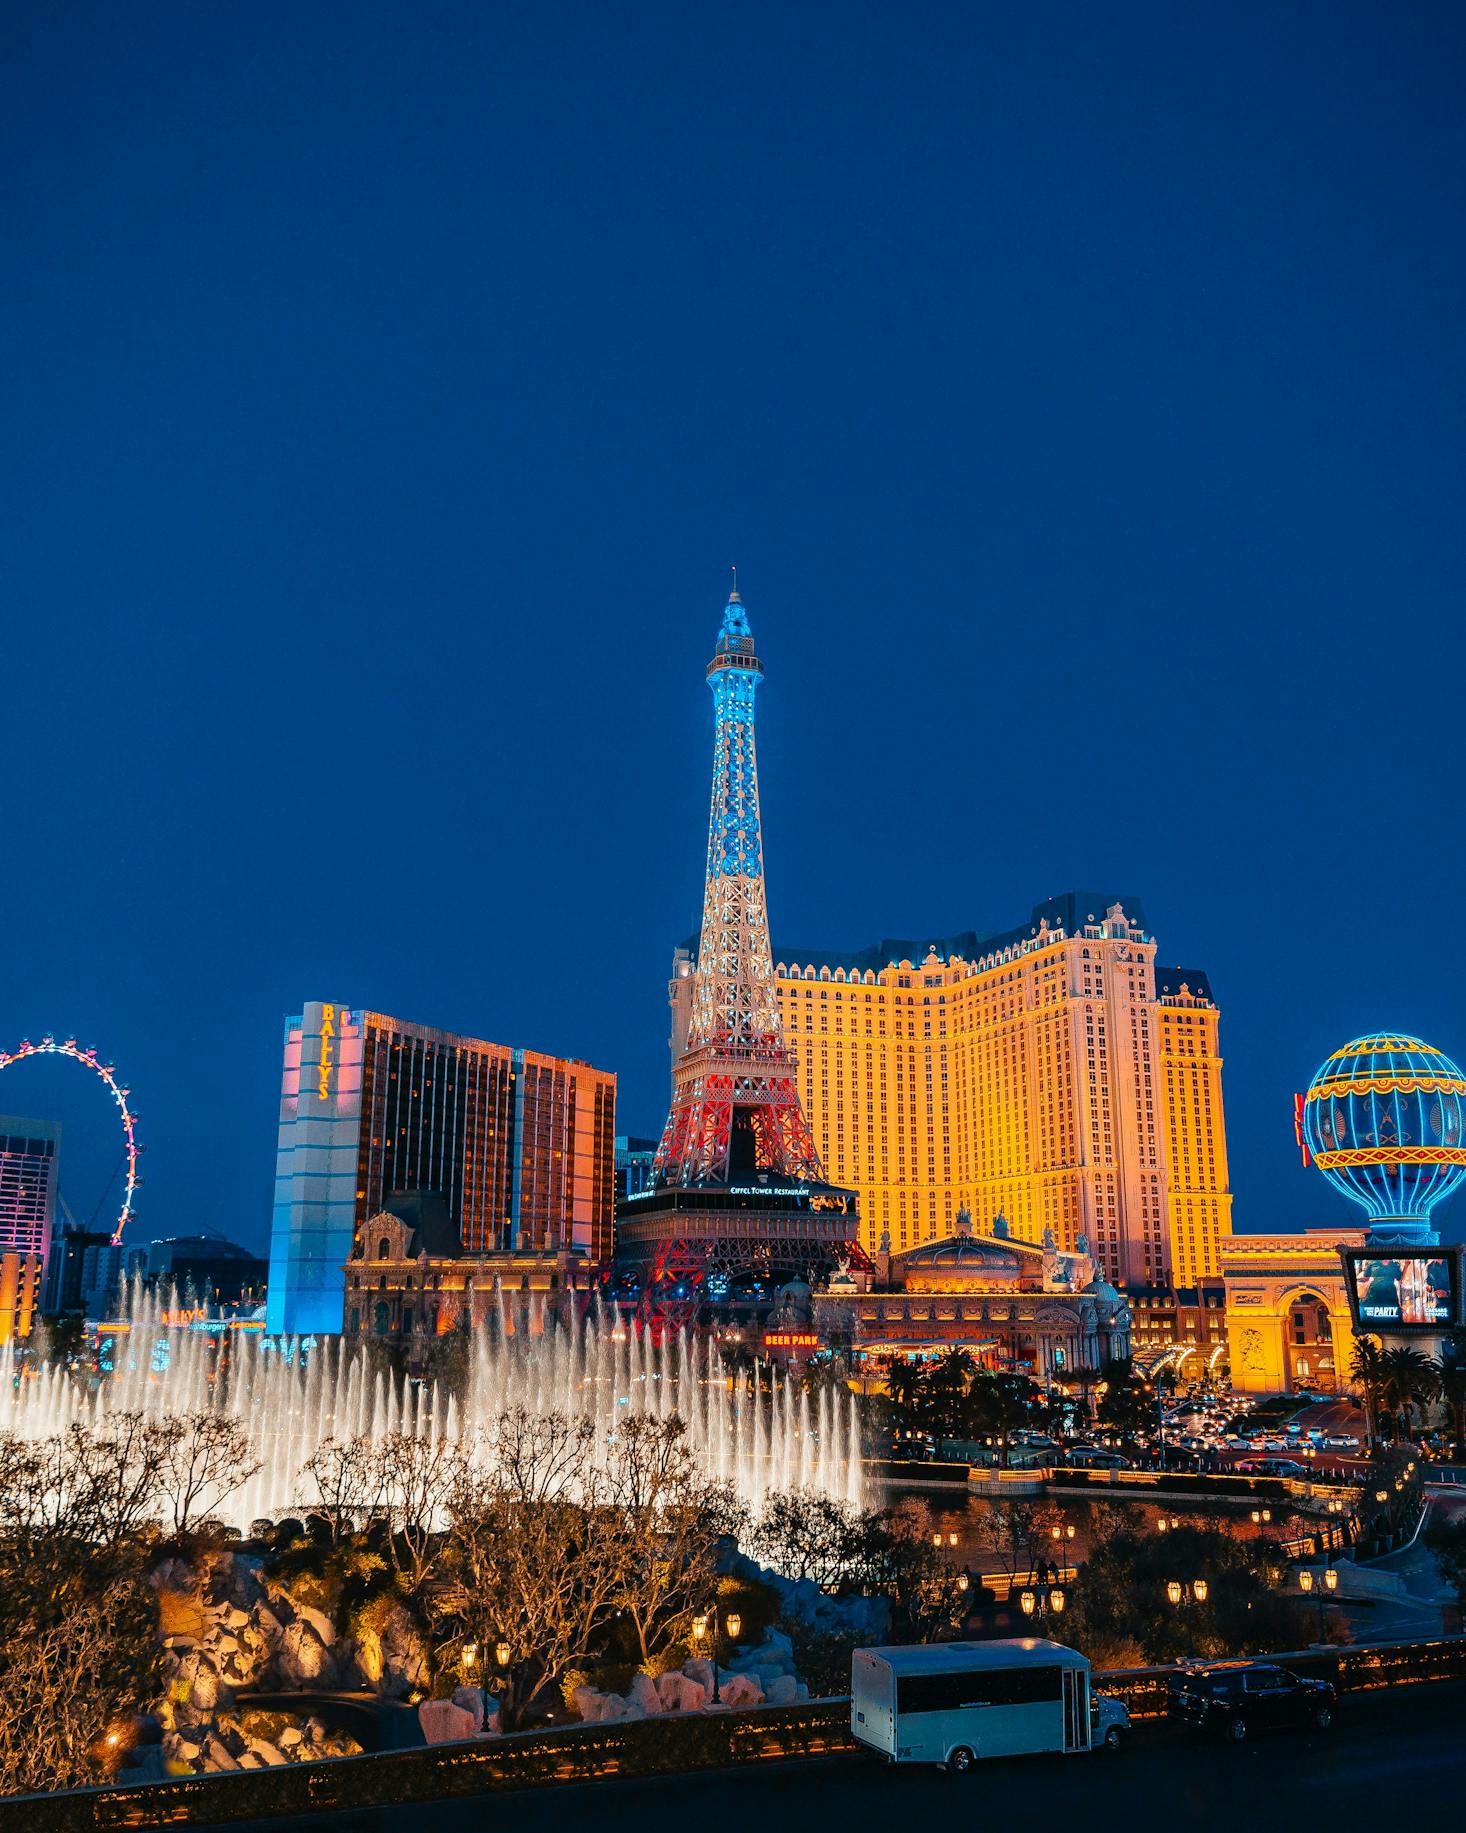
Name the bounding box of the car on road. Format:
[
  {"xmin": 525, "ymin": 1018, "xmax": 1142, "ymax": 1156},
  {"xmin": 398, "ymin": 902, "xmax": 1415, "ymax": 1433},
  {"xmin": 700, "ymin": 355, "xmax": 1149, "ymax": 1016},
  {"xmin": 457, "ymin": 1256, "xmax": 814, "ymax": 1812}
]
[
  {"xmin": 1057, "ymin": 1447, "xmax": 1132, "ymax": 1470},
  {"xmin": 1323, "ymin": 1434, "xmax": 1360, "ymax": 1450},
  {"xmin": 1168, "ymin": 1662, "xmax": 1336, "ymax": 1742}
]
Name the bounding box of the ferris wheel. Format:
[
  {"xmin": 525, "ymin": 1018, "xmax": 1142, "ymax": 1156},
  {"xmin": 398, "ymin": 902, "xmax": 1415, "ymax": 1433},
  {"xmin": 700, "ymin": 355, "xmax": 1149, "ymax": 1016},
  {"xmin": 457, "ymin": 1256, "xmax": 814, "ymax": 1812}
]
[{"xmin": 0, "ymin": 1036, "xmax": 141, "ymax": 1245}]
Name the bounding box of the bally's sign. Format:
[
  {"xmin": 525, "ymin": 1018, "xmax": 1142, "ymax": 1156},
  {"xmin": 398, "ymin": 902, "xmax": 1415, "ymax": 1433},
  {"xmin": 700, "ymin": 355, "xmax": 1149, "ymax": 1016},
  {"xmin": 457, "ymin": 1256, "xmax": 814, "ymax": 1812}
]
[{"xmin": 317, "ymin": 1004, "xmax": 353, "ymax": 1101}]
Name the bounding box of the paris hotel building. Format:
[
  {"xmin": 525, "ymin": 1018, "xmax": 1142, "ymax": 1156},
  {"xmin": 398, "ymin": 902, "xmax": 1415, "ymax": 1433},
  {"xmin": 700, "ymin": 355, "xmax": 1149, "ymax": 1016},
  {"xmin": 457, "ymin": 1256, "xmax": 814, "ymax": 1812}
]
[{"xmin": 669, "ymin": 893, "xmax": 1232, "ymax": 1314}]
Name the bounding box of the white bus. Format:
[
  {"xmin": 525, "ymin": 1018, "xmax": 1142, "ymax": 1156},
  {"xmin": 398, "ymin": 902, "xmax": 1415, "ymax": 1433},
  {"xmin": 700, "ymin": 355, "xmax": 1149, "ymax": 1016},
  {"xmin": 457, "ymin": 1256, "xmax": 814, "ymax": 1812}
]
[{"xmin": 851, "ymin": 1639, "xmax": 1130, "ymax": 1773}]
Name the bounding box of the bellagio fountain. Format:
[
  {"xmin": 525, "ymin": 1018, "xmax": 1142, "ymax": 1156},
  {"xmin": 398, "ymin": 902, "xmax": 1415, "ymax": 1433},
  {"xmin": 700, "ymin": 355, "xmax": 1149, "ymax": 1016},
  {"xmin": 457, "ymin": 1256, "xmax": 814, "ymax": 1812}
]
[{"xmin": 0, "ymin": 1283, "xmax": 865, "ymax": 1528}]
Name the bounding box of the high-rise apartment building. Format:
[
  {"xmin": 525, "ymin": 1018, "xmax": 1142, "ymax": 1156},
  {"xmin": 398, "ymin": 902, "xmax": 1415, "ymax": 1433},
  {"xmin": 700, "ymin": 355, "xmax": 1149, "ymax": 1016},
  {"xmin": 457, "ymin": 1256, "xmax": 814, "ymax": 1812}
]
[
  {"xmin": 0, "ymin": 1116, "xmax": 60, "ymax": 1343},
  {"xmin": 267, "ymin": 1003, "xmax": 615, "ymax": 1336},
  {"xmin": 668, "ymin": 894, "xmax": 1232, "ymax": 1289}
]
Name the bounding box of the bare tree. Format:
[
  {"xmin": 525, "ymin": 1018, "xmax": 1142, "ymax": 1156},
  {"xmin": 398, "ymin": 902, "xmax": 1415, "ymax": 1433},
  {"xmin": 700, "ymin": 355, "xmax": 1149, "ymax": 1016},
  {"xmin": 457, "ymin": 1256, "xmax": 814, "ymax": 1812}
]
[
  {"xmin": 299, "ymin": 1435, "xmax": 386, "ymax": 1543},
  {"xmin": 0, "ymin": 1574, "xmax": 158, "ymax": 1796},
  {"xmin": 602, "ymin": 1416, "xmax": 743, "ymax": 1663},
  {"xmin": 9, "ymin": 1415, "xmax": 176, "ymax": 1553},
  {"xmin": 162, "ymin": 1413, "xmax": 261, "ymax": 1538},
  {"xmin": 0, "ymin": 1423, "xmax": 162, "ymax": 1797},
  {"xmin": 434, "ymin": 1461, "xmax": 622, "ymax": 1730},
  {"xmin": 376, "ymin": 1431, "xmax": 465, "ymax": 1593},
  {"xmin": 974, "ymin": 1499, "xmax": 1063, "ymax": 1588},
  {"xmin": 751, "ymin": 1490, "xmax": 870, "ymax": 1591},
  {"xmin": 483, "ymin": 1407, "xmax": 594, "ymax": 1505}
]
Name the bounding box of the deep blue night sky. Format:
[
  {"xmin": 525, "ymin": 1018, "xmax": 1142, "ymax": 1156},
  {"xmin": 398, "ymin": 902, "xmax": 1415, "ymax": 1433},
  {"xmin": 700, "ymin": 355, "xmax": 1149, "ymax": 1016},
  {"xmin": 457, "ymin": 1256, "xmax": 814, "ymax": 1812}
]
[{"xmin": 4, "ymin": 2, "xmax": 1464, "ymax": 1252}]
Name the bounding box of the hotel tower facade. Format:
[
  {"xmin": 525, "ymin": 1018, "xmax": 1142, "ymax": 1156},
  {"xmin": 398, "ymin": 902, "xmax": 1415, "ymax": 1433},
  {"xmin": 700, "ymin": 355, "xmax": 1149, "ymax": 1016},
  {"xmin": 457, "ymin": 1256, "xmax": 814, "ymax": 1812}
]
[
  {"xmin": 670, "ymin": 893, "xmax": 1231, "ymax": 1292},
  {"xmin": 267, "ymin": 1003, "xmax": 615, "ymax": 1337}
]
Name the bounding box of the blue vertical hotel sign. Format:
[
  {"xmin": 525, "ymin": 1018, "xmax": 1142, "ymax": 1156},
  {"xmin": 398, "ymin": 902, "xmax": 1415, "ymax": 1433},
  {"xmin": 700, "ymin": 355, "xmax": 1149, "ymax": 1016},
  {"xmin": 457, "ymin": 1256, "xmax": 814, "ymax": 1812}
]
[{"xmin": 265, "ymin": 1000, "xmax": 364, "ymax": 1336}]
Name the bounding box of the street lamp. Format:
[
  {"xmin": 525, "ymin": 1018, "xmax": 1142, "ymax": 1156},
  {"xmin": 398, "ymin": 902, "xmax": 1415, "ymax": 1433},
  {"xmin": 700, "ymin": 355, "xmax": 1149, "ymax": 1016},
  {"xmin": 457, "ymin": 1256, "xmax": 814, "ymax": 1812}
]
[
  {"xmin": 1020, "ymin": 1586, "xmax": 1066, "ymax": 1625},
  {"xmin": 1298, "ymin": 1566, "xmax": 1337, "ymax": 1640},
  {"xmin": 495, "ymin": 1640, "xmax": 512, "ymax": 1671},
  {"xmin": 692, "ymin": 1609, "xmax": 741, "ymax": 1705},
  {"xmin": 947, "ymin": 1531, "xmax": 959, "ymax": 1548},
  {"xmin": 1166, "ymin": 1578, "xmax": 1208, "ymax": 1655}
]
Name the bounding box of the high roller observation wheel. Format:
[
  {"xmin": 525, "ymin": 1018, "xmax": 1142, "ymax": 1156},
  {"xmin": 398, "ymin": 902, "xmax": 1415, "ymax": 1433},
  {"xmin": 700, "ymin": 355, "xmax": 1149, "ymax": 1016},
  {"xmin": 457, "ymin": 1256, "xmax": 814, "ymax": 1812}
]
[{"xmin": 0, "ymin": 1036, "xmax": 140, "ymax": 1245}]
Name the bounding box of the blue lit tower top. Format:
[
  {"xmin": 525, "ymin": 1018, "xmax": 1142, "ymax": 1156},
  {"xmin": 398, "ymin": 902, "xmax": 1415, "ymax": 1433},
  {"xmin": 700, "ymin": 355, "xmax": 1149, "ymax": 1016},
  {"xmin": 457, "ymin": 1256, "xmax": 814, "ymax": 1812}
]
[
  {"xmin": 652, "ymin": 588, "xmax": 823, "ymax": 1187},
  {"xmin": 1301, "ymin": 1032, "xmax": 1466, "ymax": 1239},
  {"xmin": 692, "ymin": 591, "xmax": 774, "ymax": 1048},
  {"xmin": 704, "ymin": 592, "xmax": 763, "ymax": 869}
]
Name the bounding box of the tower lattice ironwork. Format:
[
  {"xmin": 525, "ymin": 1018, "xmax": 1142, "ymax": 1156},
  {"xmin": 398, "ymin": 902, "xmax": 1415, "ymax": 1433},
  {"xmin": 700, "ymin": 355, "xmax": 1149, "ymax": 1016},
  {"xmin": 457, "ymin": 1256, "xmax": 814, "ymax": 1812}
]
[
  {"xmin": 652, "ymin": 590, "xmax": 825, "ymax": 1188},
  {"xmin": 610, "ymin": 586, "xmax": 863, "ymax": 1333}
]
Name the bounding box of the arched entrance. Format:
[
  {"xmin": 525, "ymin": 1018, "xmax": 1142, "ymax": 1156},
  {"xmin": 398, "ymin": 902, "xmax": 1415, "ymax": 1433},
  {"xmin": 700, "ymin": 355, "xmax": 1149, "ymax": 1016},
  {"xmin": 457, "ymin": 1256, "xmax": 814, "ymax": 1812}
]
[{"xmin": 1285, "ymin": 1289, "xmax": 1337, "ymax": 1392}]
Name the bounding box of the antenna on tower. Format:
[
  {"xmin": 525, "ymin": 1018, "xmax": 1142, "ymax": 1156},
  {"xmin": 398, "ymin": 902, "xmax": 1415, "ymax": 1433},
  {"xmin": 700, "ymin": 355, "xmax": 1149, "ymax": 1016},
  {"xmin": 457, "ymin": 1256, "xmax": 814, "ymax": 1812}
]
[{"xmin": 729, "ymin": 564, "xmax": 739, "ymax": 603}]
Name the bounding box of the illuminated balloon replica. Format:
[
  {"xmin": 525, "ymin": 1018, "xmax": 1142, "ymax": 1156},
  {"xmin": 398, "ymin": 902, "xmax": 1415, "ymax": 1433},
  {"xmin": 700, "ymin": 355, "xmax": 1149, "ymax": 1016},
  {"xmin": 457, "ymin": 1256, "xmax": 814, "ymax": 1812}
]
[{"xmin": 1300, "ymin": 1033, "xmax": 1466, "ymax": 1239}]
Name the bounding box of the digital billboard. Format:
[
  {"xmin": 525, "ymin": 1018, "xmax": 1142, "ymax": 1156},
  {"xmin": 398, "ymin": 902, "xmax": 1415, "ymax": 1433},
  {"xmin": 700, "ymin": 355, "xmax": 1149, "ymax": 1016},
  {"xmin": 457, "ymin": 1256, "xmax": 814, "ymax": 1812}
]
[{"xmin": 1345, "ymin": 1251, "xmax": 1458, "ymax": 1330}]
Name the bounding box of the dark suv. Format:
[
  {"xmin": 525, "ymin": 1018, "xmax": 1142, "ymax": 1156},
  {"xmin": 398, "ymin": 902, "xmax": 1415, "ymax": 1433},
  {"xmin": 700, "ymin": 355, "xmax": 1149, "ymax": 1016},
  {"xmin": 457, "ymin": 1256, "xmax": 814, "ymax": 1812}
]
[{"xmin": 1168, "ymin": 1662, "xmax": 1336, "ymax": 1742}]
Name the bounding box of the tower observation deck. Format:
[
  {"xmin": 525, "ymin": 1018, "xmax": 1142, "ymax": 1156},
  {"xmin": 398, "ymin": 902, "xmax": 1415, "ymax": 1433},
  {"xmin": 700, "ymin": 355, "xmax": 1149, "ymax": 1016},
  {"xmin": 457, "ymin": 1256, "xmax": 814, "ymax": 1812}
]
[{"xmin": 612, "ymin": 589, "xmax": 863, "ymax": 1330}]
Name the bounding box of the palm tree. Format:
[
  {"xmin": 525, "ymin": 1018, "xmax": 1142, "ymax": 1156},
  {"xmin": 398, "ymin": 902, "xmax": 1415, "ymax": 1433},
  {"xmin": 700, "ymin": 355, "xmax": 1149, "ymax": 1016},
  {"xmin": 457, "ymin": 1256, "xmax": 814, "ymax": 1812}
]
[
  {"xmin": 962, "ymin": 1376, "xmax": 1034, "ymax": 1470},
  {"xmin": 1379, "ymin": 1344, "xmax": 1439, "ymax": 1444},
  {"xmin": 1429, "ymin": 1334, "xmax": 1466, "ymax": 1459},
  {"xmin": 1435, "ymin": 1330, "xmax": 1466, "ymax": 1459},
  {"xmin": 930, "ymin": 1348, "xmax": 977, "ymax": 1391},
  {"xmin": 884, "ymin": 1361, "xmax": 928, "ymax": 1434},
  {"xmin": 925, "ymin": 1349, "xmax": 975, "ymax": 1434},
  {"xmin": 1069, "ymin": 1367, "xmax": 1100, "ymax": 1429},
  {"xmin": 1350, "ymin": 1335, "xmax": 1388, "ymax": 1445}
]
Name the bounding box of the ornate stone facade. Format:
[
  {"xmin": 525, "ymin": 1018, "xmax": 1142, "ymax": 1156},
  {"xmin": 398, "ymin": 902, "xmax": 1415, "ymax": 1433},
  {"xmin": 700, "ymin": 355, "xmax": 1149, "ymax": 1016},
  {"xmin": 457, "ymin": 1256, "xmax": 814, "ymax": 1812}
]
[
  {"xmin": 343, "ymin": 1201, "xmax": 594, "ymax": 1362},
  {"xmin": 812, "ymin": 1208, "xmax": 1130, "ymax": 1376}
]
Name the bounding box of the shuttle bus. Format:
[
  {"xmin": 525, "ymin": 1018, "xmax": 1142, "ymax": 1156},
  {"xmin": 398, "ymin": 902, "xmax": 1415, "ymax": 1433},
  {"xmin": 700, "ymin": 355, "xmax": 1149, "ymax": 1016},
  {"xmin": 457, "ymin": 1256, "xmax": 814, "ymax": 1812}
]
[{"xmin": 851, "ymin": 1639, "xmax": 1129, "ymax": 1773}]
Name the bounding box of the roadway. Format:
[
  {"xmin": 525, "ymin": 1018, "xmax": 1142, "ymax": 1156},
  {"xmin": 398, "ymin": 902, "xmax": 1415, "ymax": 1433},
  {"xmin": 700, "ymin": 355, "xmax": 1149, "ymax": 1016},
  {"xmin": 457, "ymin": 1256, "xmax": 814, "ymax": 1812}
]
[{"xmin": 200, "ymin": 1678, "xmax": 1466, "ymax": 1833}]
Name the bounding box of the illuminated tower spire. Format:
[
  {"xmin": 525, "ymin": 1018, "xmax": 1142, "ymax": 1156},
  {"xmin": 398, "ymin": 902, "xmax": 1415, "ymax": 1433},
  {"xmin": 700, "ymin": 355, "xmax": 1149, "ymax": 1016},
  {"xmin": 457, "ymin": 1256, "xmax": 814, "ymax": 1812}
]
[{"xmin": 653, "ymin": 589, "xmax": 824, "ymax": 1187}]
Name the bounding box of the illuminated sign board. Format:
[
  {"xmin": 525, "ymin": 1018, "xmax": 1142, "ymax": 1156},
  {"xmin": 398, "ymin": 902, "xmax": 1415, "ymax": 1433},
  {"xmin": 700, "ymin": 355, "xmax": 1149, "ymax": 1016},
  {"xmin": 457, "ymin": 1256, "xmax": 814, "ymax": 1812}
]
[
  {"xmin": 318, "ymin": 1003, "xmax": 337, "ymax": 1101},
  {"xmin": 1344, "ymin": 1250, "xmax": 1458, "ymax": 1330},
  {"xmin": 730, "ymin": 1185, "xmax": 809, "ymax": 1199},
  {"xmin": 763, "ymin": 1332, "xmax": 819, "ymax": 1349},
  {"xmin": 99, "ymin": 1315, "xmax": 265, "ymax": 1335}
]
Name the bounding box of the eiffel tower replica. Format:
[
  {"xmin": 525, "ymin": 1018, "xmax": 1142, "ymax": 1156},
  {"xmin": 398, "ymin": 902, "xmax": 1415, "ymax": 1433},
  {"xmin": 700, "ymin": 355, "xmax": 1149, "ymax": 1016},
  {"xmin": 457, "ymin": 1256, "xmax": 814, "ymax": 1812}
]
[{"xmin": 613, "ymin": 585, "xmax": 864, "ymax": 1330}]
